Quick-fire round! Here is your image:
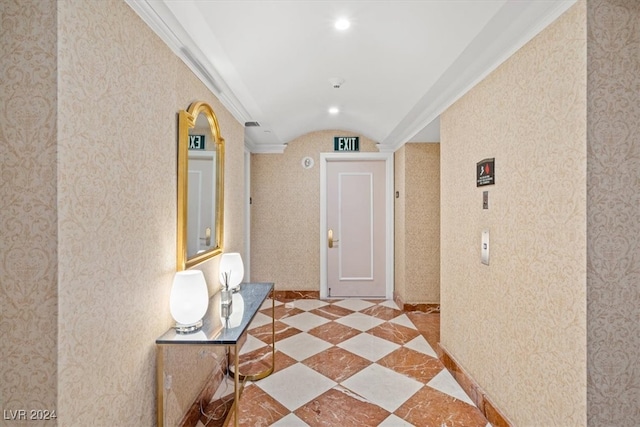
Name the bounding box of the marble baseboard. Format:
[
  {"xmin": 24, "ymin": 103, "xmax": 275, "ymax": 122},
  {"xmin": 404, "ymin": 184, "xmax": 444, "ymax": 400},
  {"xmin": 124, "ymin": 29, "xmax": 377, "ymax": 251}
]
[
  {"xmin": 438, "ymin": 344, "xmax": 512, "ymax": 427},
  {"xmin": 394, "ymin": 292, "xmax": 440, "ymax": 313},
  {"xmin": 273, "ymin": 290, "xmax": 439, "ymax": 313},
  {"xmin": 402, "ymin": 302, "xmax": 440, "ymax": 313},
  {"xmin": 272, "ymin": 290, "xmax": 319, "ymax": 300}
]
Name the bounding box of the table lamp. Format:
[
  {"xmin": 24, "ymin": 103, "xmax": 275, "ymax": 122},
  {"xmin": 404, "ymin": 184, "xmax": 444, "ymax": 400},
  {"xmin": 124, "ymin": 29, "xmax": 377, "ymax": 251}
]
[{"xmin": 169, "ymin": 270, "xmax": 209, "ymax": 333}]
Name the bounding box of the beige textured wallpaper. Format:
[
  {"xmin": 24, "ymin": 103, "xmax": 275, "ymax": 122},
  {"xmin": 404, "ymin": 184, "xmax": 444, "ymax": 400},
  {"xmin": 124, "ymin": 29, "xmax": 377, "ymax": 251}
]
[
  {"xmin": 395, "ymin": 144, "xmax": 440, "ymax": 304},
  {"xmin": 2, "ymin": 0, "xmax": 245, "ymax": 425},
  {"xmin": 405, "ymin": 144, "xmax": 440, "ymax": 303},
  {"xmin": 251, "ymin": 130, "xmax": 377, "ymax": 290},
  {"xmin": 440, "ymin": 1, "xmax": 587, "ymax": 425},
  {"xmin": 1, "ymin": 0, "xmax": 58, "ymax": 419},
  {"xmin": 587, "ymin": 1, "xmax": 640, "ymax": 425}
]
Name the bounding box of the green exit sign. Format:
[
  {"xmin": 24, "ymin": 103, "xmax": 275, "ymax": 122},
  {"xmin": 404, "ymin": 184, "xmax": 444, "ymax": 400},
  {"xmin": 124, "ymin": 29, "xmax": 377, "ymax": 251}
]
[
  {"xmin": 188, "ymin": 134, "xmax": 205, "ymax": 150},
  {"xmin": 334, "ymin": 136, "xmax": 359, "ymax": 152}
]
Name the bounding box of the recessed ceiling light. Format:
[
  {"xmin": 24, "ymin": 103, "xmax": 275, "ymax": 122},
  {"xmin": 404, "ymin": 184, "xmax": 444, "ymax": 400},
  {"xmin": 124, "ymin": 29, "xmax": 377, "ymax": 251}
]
[
  {"xmin": 335, "ymin": 18, "xmax": 350, "ymax": 31},
  {"xmin": 329, "ymin": 107, "xmax": 339, "ymax": 114}
]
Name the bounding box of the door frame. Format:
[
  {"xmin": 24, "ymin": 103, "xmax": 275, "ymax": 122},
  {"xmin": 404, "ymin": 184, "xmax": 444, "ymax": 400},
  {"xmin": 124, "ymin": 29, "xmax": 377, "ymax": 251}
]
[
  {"xmin": 244, "ymin": 148, "xmax": 251, "ymax": 280},
  {"xmin": 320, "ymin": 152, "xmax": 394, "ymax": 299}
]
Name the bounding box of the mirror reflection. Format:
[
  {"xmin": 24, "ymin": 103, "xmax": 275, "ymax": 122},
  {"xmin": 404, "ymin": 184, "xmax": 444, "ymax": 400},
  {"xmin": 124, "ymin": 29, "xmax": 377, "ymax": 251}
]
[
  {"xmin": 187, "ymin": 113, "xmax": 217, "ymax": 258},
  {"xmin": 177, "ymin": 102, "xmax": 225, "ymax": 270}
]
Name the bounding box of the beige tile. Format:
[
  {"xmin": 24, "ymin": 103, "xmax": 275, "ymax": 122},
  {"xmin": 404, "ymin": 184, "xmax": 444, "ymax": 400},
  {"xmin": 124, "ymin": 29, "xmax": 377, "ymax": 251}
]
[
  {"xmin": 378, "ymin": 347, "xmax": 444, "ymax": 383},
  {"xmin": 361, "ymin": 304, "xmax": 403, "ymax": 321},
  {"xmin": 394, "ymin": 386, "xmax": 488, "ymax": 427},
  {"xmin": 303, "ymin": 346, "xmax": 370, "ymax": 383},
  {"xmin": 307, "ymin": 321, "xmax": 361, "ymax": 345},
  {"xmin": 310, "ymin": 304, "xmax": 354, "ymax": 320},
  {"xmin": 368, "ymin": 322, "xmax": 420, "ymax": 345},
  {"xmin": 250, "ymin": 320, "xmax": 302, "ymax": 345},
  {"xmin": 294, "ymin": 387, "xmax": 390, "ymax": 427},
  {"xmin": 235, "ymin": 384, "xmax": 290, "ymax": 426}
]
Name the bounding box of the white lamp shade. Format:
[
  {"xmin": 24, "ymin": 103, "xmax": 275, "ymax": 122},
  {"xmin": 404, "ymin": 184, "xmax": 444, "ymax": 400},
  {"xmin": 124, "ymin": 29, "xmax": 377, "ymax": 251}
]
[
  {"xmin": 169, "ymin": 270, "xmax": 209, "ymax": 327},
  {"xmin": 219, "ymin": 253, "xmax": 244, "ymax": 290}
]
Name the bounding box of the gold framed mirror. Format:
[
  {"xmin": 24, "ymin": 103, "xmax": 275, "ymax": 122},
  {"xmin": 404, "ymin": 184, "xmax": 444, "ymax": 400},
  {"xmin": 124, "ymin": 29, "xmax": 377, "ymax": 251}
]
[{"xmin": 177, "ymin": 101, "xmax": 225, "ymax": 270}]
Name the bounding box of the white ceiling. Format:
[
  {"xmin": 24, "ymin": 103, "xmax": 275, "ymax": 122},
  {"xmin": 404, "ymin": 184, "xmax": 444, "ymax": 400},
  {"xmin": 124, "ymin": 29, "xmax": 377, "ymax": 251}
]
[{"xmin": 127, "ymin": 0, "xmax": 576, "ymax": 153}]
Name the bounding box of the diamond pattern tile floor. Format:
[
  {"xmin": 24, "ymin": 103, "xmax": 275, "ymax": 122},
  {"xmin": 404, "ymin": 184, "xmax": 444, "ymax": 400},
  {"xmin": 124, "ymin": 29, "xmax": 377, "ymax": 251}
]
[{"xmin": 197, "ymin": 298, "xmax": 491, "ymax": 427}]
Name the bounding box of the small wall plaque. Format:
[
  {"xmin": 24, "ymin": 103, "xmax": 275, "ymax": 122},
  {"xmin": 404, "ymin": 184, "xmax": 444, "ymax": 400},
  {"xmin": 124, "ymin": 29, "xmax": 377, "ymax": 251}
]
[
  {"xmin": 301, "ymin": 156, "xmax": 314, "ymax": 169},
  {"xmin": 476, "ymin": 158, "xmax": 495, "ymax": 187}
]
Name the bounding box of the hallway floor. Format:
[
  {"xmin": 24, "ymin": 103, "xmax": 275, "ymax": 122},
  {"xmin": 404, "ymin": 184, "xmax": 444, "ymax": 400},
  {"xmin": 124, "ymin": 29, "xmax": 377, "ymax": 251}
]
[{"xmin": 197, "ymin": 298, "xmax": 491, "ymax": 427}]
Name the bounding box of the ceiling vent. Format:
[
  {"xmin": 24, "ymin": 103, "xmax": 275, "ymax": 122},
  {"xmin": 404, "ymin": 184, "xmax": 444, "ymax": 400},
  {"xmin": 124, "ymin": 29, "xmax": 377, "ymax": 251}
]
[
  {"xmin": 245, "ymin": 121, "xmax": 260, "ymax": 127},
  {"xmin": 329, "ymin": 77, "xmax": 345, "ymax": 89}
]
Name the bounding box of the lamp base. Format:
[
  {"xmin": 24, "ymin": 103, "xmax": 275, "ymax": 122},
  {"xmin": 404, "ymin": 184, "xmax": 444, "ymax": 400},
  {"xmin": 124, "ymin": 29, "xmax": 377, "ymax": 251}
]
[{"xmin": 174, "ymin": 319, "xmax": 203, "ymax": 334}]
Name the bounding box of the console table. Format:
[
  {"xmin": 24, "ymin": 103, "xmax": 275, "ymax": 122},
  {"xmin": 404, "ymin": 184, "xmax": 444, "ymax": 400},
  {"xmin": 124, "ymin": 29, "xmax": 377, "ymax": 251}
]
[{"xmin": 156, "ymin": 282, "xmax": 275, "ymax": 427}]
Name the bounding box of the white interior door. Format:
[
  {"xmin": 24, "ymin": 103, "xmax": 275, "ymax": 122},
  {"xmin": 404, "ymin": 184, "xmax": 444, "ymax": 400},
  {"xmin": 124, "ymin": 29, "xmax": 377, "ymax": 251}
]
[
  {"xmin": 188, "ymin": 154, "xmax": 215, "ymax": 257},
  {"xmin": 325, "ymin": 159, "xmax": 387, "ymax": 298}
]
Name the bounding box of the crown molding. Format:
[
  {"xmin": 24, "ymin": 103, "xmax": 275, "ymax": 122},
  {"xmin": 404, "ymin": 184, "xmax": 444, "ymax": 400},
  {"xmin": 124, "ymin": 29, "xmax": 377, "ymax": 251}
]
[
  {"xmin": 381, "ymin": 0, "xmax": 577, "ymax": 149},
  {"xmin": 125, "ymin": 0, "xmax": 251, "ymax": 125}
]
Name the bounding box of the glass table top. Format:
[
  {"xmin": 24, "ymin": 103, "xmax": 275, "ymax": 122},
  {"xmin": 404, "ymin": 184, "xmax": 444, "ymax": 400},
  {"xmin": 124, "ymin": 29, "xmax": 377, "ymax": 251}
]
[{"xmin": 156, "ymin": 282, "xmax": 273, "ymax": 345}]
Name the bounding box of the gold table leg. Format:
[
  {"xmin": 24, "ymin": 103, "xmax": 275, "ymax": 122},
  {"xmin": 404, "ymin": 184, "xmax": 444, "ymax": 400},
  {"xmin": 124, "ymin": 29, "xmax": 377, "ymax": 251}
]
[
  {"xmin": 227, "ymin": 294, "xmax": 276, "ymax": 425},
  {"xmin": 234, "ymin": 343, "xmax": 239, "ymax": 427},
  {"xmin": 156, "ymin": 347, "xmax": 164, "ymax": 427},
  {"xmin": 229, "ymin": 294, "xmax": 276, "ymax": 382}
]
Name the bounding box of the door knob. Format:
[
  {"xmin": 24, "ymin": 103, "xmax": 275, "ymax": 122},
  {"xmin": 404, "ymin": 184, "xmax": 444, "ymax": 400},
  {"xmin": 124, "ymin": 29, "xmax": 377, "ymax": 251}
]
[
  {"xmin": 328, "ymin": 229, "xmax": 339, "ymax": 248},
  {"xmin": 199, "ymin": 228, "xmax": 212, "ymax": 245}
]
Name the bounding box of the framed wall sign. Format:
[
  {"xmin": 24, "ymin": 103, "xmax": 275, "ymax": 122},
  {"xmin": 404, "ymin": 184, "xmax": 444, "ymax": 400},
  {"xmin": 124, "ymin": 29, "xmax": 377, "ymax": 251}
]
[{"xmin": 477, "ymin": 158, "xmax": 495, "ymax": 187}]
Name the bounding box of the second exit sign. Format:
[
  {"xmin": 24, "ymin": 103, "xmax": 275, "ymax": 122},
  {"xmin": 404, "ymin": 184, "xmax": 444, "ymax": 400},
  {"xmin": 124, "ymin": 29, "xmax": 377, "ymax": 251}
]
[{"xmin": 334, "ymin": 136, "xmax": 359, "ymax": 152}]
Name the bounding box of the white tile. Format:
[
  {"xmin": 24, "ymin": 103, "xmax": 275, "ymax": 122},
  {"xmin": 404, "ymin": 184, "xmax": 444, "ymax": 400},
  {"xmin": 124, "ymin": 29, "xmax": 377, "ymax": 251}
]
[
  {"xmin": 286, "ymin": 299, "xmax": 329, "ymax": 311},
  {"xmin": 341, "ymin": 364, "xmax": 422, "ymax": 412},
  {"xmin": 256, "ymin": 363, "xmax": 336, "ymax": 411},
  {"xmin": 379, "ymin": 299, "xmax": 401, "ymax": 310},
  {"xmin": 389, "ymin": 313, "xmax": 416, "ymax": 329},
  {"xmin": 427, "ymin": 369, "xmax": 475, "ymax": 406},
  {"xmin": 337, "ymin": 332, "xmax": 399, "ymax": 362},
  {"xmin": 279, "ymin": 311, "xmax": 330, "ymax": 331},
  {"xmin": 260, "ymin": 298, "xmax": 281, "ymax": 310},
  {"xmin": 248, "ymin": 311, "xmax": 272, "ymax": 329},
  {"xmin": 335, "ymin": 312, "xmax": 384, "ymax": 332},
  {"xmin": 332, "ymin": 299, "xmax": 375, "ymax": 312},
  {"xmin": 404, "ymin": 335, "xmax": 438, "ymax": 359},
  {"xmin": 239, "ymin": 334, "xmax": 267, "ymax": 355},
  {"xmin": 378, "ymin": 414, "xmax": 416, "ymax": 426},
  {"xmin": 276, "ymin": 332, "xmax": 332, "ymax": 361},
  {"xmin": 270, "ymin": 413, "xmax": 310, "ymax": 426}
]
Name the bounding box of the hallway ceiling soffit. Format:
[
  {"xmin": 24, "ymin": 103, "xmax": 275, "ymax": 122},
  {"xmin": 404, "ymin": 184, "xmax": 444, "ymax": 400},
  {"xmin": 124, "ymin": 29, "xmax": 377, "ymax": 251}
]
[{"xmin": 126, "ymin": 0, "xmax": 577, "ymax": 153}]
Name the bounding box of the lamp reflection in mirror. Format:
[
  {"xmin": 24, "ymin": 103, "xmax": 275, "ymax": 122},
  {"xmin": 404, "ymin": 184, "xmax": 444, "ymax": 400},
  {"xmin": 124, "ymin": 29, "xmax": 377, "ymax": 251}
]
[
  {"xmin": 221, "ymin": 293, "xmax": 245, "ymax": 329},
  {"xmin": 170, "ymin": 270, "xmax": 209, "ymax": 334},
  {"xmin": 219, "ymin": 252, "xmax": 244, "ymax": 292}
]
